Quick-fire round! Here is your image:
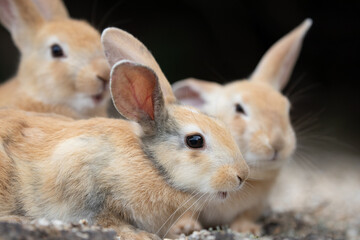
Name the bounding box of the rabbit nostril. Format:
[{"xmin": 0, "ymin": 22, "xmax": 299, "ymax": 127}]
[
  {"xmin": 237, "ymin": 175, "xmax": 243, "ymax": 185},
  {"xmin": 97, "ymin": 75, "xmax": 109, "ymax": 83},
  {"xmin": 271, "ymin": 150, "xmax": 278, "ymax": 161}
]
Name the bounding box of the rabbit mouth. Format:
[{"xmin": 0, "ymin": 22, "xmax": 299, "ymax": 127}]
[
  {"xmin": 217, "ymin": 191, "xmax": 228, "ymax": 200},
  {"xmin": 92, "ymin": 92, "xmax": 105, "ymax": 104}
]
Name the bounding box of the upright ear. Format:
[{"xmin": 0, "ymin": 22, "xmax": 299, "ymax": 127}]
[
  {"xmin": 172, "ymin": 78, "xmax": 221, "ymax": 110},
  {"xmin": 110, "ymin": 60, "xmax": 166, "ymax": 135},
  {"xmin": 101, "ymin": 27, "xmax": 176, "ymax": 104},
  {"xmin": 31, "ymin": 0, "xmax": 69, "ymax": 20},
  {"xmin": 250, "ymin": 19, "xmax": 312, "ymax": 91},
  {"xmin": 0, "ymin": 0, "xmax": 44, "ymax": 50}
]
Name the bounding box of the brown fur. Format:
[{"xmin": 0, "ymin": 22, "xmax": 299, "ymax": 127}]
[{"xmin": 0, "ymin": 0, "xmax": 110, "ymax": 119}]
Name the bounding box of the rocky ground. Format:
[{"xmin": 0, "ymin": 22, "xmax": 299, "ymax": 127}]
[{"xmin": 0, "ymin": 210, "xmax": 357, "ymax": 240}]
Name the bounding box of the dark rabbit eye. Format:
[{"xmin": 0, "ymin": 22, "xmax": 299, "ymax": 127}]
[
  {"xmin": 186, "ymin": 134, "xmax": 204, "ymax": 149},
  {"xmin": 235, "ymin": 103, "xmax": 246, "ymax": 115},
  {"xmin": 51, "ymin": 44, "xmax": 64, "ymax": 58}
]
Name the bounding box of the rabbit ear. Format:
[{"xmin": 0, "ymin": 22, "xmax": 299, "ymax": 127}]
[
  {"xmin": 101, "ymin": 27, "xmax": 176, "ymax": 104},
  {"xmin": 173, "ymin": 78, "xmax": 220, "ymax": 109},
  {"xmin": 30, "ymin": 0, "xmax": 69, "ymax": 20},
  {"xmin": 250, "ymin": 19, "xmax": 312, "ymax": 91},
  {"xmin": 110, "ymin": 60, "xmax": 166, "ymax": 135},
  {"xmin": 0, "ymin": 0, "xmax": 44, "ymax": 50}
]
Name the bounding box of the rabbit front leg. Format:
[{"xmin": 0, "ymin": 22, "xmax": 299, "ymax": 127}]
[
  {"xmin": 230, "ymin": 207, "xmax": 262, "ymax": 236},
  {"xmin": 96, "ymin": 212, "xmax": 161, "ymax": 240},
  {"xmin": 168, "ymin": 211, "xmax": 202, "ymax": 237}
]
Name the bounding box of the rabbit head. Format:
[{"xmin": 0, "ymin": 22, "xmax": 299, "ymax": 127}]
[
  {"xmin": 0, "ymin": 0, "xmax": 110, "ymax": 117},
  {"xmin": 173, "ymin": 19, "xmax": 312, "ymax": 178},
  {"xmin": 103, "ymin": 28, "xmax": 249, "ymax": 195}
]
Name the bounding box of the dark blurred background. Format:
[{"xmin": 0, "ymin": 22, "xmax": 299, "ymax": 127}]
[{"xmin": 0, "ymin": 0, "xmax": 359, "ymax": 149}]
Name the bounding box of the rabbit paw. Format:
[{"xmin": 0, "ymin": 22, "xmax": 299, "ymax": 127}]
[
  {"xmin": 169, "ymin": 215, "xmax": 202, "ymax": 236},
  {"xmin": 230, "ymin": 219, "xmax": 262, "ymax": 236}
]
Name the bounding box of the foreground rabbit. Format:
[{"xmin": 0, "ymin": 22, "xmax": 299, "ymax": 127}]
[
  {"xmin": 0, "ymin": 27, "xmax": 249, "ymax": 240},
  {"xmin": 172, "ymin": 19, "xmax": 312, "ymax": 235},
  {"xmin": 0, "ymin": 0, "xmax": 110, "ymax": 118}
]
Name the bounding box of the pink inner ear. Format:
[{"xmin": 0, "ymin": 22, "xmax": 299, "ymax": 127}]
[
  {"xmin": 174, "ymin": 85, "xmax": 205, "ymax": 108},
  {"xmin": 112, "ymin": 64, "xmax": 156, "ymax": 121},
  {"xmin": 125, "ymin": 70, "xmax": 155, "ymax": 120}
]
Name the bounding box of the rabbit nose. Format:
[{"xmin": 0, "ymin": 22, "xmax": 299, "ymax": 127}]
[
  {"xmin": 271, "ymin": 149, "xmax": 278, "ymax": 161},
  {"xmin": 97, "ymin": 75, "xmax": 109, "ymax": 90},
  {"xmin": 97, "ymin": 75, "xmax": 109, "ymax": 84},
  {"xmin": 237, "ymin": 175, "xmax": 243, "ymax": 188}
]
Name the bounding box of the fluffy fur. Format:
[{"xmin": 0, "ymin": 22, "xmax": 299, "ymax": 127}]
[
  {"xmin": 172, "ymin": 19, "xmax": 312, "ymax": 235},
  {"xmin": 0, "ymin": 28, "xmax": 249, "ymax": 239},
  {"xmin": 0, "ymin": 0, "xmax": 110, "ymax": 119}
]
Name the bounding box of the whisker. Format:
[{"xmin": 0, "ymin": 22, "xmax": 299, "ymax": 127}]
[
  {"xmin": 288, "ymin": 82, "xmax": 321, "ymax": 104},
  {"xmin": 195, "ymin": 194, "xmax": 215, "ymax": 225},
  {"xmin": 91, "ymin": 0, "xmax": 99, "ymax": 27},
  {"xmin": 284, "ymin": 73, "xmax": 307, "ymax": 98},
  {"xmin": 163, "ymin": 192, "xmax": 207, "ymax": 238},
  {"xmin": 204, "ymin": 63, "xmax": 227, "ymax": 84},
  {"xmin": 97, "ymin": 0, "xmax": 125, "ymax": 30},
  {"xmin": 106, "ymin": 18, "xmax": 133, "ymax": 28},
  {"xmin": 156, "ymin": 190, "xmax": 199, "ymax": 235}
]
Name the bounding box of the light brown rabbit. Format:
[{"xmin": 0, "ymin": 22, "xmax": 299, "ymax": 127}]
[
  {"xmin": 0, "ymin": 0, "xmax": 110, "ymax": 119},
  {"xmin": 172, "ymin": 19, "xmax": 312, "ymax": 235},
  {"xmin": 0, "ymin": 27, "xmax": 249, "ymax": 240}
]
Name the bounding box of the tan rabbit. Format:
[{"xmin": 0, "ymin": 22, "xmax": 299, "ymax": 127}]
[
  {"xmin": 0, "ymin": 27, "xmax": 249, "ymax": 240},
  {"xmin": 0, "ymin": 0, "xmax": 110, "ymax": 119},
  {"xmin": 172, "ymin": 19, "xmax": 312, "ymax": 235}
]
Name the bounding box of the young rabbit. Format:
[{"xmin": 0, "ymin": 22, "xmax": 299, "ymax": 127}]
[
  {"xmin": 0, "ymin": 0, "xmax": 110, "ymax": 119},
  {"xmin": 0, "ymin": 27, "xmax": 249, "ymax": 240},
  {"xmin": 172, "ymin": 19, "xmax": 312, "ymax": 235}
]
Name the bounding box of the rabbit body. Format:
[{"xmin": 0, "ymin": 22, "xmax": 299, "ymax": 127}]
[
  {"xmin": 172, "ymin": 19, "xmax": 312, "ymax": 235},
  {"xmin": 0, "ymin": 0, "xmax": 110, "ymax": 119}
]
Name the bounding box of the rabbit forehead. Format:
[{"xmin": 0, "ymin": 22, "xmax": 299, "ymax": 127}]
[
  {"xmin": 37, "ymin": 19, "xmax": 101, "ymax": 52},
  {"xmin": 225, "ymin": 81, "xmax": 289, "ymax": 114}
]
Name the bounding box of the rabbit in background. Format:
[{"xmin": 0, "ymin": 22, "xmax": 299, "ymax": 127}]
[
  {"xmin": 0, "ymin": 0, "xmax": 110, "ymax": 119},
  {"xmin": 172, "ymin": 19, "xmax": 312, "ymax": 235},
  {"xmin": 0, "ymin": 27, "xmax": 249, "ymax": 240}
]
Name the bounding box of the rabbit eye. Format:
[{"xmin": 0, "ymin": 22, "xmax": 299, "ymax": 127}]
[
  {"xmin": 51, "ymin": 44, "xmax": 65, "ymax": 58},
  {"xmin": 186, "ymin": 134, "xmax": 204, "ymax": 149},
  {"xmin": 235, "ymin": 103, "xmax": 246, "ymax": 115}
]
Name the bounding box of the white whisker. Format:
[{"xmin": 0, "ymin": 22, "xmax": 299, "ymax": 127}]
[
  {"xmin": 156, "ymin": 190, "xmax": 199, "ymax": 235},
  {"xmin": 163, "ymin": 192, "xmax": 207, "ymax": 238}
]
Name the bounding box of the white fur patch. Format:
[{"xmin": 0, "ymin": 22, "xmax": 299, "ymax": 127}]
[{"xmin": 70, "ymin": 93, "xmax": 96, "ymax": 113}]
